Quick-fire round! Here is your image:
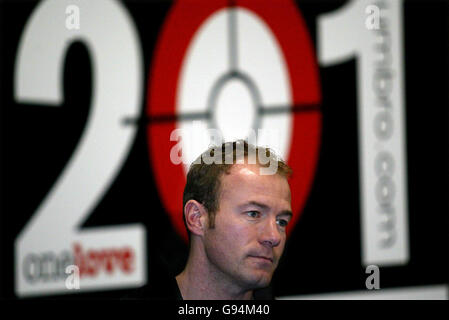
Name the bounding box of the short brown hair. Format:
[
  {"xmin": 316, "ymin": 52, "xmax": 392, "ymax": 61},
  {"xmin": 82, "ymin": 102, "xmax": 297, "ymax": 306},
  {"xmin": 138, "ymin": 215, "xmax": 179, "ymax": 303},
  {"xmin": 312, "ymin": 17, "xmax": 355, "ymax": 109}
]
[{"xmin": 182, "ymin": 140, "xmax": 292, "ymax": 238}]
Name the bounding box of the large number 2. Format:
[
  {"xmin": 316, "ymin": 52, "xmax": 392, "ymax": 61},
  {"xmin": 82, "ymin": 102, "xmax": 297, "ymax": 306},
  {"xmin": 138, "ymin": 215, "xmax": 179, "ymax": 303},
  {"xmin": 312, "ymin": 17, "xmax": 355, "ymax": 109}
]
[
  {"xmin": 318, "ymin": 0, "xmax": 409, "ymax": 266},
  {"xmin": 14, "ymin": 0, "xmax": 146, "ymax": 296}
]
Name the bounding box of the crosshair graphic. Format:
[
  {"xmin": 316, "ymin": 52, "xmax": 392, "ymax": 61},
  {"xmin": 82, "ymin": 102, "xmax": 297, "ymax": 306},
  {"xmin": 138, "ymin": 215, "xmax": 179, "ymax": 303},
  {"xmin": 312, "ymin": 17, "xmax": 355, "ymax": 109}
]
[{"xmin": 144, "ymin": 0, "xmax": 322, "ymax": 242}]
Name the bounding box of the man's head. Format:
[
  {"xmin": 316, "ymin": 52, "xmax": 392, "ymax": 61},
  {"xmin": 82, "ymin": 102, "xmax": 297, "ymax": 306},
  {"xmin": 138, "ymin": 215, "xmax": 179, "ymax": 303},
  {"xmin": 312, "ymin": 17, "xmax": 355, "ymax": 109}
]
[{"xmin": 182, "ymin": 140, "xmax": 292, "ymax": 290}]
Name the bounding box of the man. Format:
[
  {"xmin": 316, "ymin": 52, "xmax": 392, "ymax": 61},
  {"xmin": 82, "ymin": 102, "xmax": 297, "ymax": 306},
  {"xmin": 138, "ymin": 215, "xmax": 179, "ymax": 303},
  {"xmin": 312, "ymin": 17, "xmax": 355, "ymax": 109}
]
[
  {"xmin": 176, "ymin": 140, "xmax": 292, "ymax": 300},
  {"xmin": 125, "ymin": 140, "xmax": 292, "ymax": 300}
]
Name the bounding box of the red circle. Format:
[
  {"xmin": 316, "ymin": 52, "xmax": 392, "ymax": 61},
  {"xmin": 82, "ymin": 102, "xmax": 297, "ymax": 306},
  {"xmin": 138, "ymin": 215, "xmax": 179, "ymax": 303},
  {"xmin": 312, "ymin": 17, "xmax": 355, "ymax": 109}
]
[{"xmin": 147, "ymin": 0, "xmax": 321, "ymax": 242}]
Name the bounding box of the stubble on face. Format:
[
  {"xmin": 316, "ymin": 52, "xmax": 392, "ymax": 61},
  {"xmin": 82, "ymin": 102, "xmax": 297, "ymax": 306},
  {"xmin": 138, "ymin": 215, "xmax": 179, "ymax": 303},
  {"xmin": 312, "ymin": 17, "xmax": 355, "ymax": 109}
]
[{"xmin": 202, "ymin": 164, "xmax": 292, "ymax": 292}]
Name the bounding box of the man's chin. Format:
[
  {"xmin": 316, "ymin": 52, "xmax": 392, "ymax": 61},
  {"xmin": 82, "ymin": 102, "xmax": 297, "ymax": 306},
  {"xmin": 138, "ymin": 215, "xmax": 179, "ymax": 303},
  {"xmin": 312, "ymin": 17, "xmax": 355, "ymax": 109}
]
[{"xmin": 241, "ymin": 270, "xmax": 273, "ymax": 289}]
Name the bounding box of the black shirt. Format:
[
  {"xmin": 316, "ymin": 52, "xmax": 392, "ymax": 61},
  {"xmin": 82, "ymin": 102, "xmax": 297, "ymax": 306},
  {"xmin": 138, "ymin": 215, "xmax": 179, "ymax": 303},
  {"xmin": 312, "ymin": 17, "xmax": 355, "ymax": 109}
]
[{"xmin": 123, "ymin": 267, "xmax": 273, "ymax": 300}]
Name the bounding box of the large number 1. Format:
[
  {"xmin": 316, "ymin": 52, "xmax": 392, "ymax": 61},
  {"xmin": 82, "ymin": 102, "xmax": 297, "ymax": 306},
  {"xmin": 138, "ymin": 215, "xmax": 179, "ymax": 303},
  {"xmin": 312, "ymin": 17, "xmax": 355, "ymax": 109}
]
[
  {"xmin": 318, "ymin": 0, "xmax": 409, "ymax": 266},
  {"xmin": 14, "ymin": 0, "xmax": 146, "ymax": 296}
]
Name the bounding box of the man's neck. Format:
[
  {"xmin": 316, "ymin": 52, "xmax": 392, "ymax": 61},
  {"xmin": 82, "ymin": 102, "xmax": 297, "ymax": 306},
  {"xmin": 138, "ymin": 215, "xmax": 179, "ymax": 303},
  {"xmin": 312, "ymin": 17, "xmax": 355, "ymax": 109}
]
[{"xmin": 175, "ymin": 251, "xmax": 254, "ymax": 300}]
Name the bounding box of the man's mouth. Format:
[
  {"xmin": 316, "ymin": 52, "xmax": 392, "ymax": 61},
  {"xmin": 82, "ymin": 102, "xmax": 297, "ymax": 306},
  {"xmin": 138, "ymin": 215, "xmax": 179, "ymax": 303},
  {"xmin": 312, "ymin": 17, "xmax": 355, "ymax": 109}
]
[{"xmin": 248, "ymin": 255, "xmax": 273, "ymax": 263}]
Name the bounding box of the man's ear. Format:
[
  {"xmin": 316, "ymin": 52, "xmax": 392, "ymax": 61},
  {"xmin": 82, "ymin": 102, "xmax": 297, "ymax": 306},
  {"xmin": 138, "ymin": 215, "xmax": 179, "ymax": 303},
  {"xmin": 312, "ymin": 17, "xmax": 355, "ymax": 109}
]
[{"xmin": 184, "ymin": 200, "xmax": 208, "ymax": 236}]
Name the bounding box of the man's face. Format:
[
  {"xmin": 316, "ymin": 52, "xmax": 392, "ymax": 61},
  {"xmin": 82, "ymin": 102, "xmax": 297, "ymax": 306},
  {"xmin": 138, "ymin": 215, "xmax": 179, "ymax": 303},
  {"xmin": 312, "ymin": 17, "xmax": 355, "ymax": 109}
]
[{"xmin": 202, "ymin": 163, "xmax": 292, "ymax": 291}]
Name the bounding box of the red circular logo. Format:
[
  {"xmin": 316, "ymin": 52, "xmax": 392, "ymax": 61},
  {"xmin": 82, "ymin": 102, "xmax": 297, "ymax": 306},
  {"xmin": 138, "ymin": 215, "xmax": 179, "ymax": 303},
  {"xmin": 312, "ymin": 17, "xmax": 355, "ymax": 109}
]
[{"xmin": 147, "ymin": 0, "xmax": 321, "ymax": 242}]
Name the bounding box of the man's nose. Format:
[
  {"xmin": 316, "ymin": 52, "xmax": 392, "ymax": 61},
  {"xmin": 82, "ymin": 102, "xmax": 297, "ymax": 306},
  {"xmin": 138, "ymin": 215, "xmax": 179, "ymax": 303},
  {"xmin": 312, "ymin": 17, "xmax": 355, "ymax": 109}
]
[{"xmin": 259, "ymin": 219, "xmax": 281, "ymax": 248}]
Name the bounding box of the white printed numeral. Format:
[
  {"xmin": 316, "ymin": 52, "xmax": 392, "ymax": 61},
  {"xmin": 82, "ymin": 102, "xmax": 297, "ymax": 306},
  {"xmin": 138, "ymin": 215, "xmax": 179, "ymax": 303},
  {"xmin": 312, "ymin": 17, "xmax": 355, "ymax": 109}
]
[
  {"xmin": 318, "ymin": 0, "xmax": 409, "ymax": 266},
  {"xmin": 14, "ymin": 0, "xmax": 145, "ymax": 296}
]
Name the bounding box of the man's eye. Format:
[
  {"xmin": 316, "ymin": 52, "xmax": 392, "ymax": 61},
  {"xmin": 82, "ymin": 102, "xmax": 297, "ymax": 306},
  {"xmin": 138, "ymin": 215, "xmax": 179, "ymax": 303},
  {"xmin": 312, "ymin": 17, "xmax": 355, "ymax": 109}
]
[
  {"xmin": 277, "ymin": 219, "xmax": 288, "ymax": 227},
  {"xmin": 246, "ymin": 211, "xmax": 260, "ymax": 218}
]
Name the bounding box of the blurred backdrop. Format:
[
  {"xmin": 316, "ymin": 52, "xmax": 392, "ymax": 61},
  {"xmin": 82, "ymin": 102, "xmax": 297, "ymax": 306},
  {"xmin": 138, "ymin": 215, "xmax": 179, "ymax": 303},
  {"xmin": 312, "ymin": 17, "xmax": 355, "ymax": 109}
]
[{"xmin": 0, "ymin": 0, "xmax": 448, "ymax": 299}]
